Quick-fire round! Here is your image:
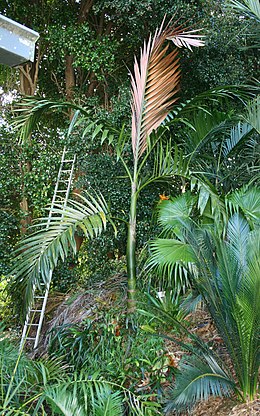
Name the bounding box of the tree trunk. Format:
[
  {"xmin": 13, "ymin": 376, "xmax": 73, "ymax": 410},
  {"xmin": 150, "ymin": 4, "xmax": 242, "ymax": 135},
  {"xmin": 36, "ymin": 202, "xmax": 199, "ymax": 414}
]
[
  {"xmin": 65, "ymin": 55, "xmax": 76, "ymax": 102},
  {"xmin": 18, "ymin": 54, "xmax": 40, "ymax": 233},
  {"xmin": 126, "ymin": 181, "xmax": 137, "ymax": 313}
]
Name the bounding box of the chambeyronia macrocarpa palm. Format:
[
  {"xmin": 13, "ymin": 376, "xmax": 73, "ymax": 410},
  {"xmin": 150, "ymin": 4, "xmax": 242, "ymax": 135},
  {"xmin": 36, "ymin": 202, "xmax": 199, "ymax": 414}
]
[
  {"xmin": 126, "ymin": 20, "xmax": 204, "ymax": 312},
  {"xmin": 130, "ymin": 20, "xmax": 205, "ymax": 163}
]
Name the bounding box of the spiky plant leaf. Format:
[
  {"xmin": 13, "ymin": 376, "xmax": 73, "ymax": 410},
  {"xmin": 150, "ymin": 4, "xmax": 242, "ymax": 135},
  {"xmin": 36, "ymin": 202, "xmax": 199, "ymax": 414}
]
[
  {"xmin": 228, "ymin": 0, "xmax": 260, "ymax": 21},
  {"xmin": 168, "ymin": 29, "xmax": 205, "ymax": 50},
  {"xmin": 227, "ymin": 1, "xmax": 260, "ymax": 49},
  {"xmin": 166, "ymin": 84, "xmax": 259, "ymax": 122},
  {"xmin": 148, "ymin": 239, "xmax": 196, "ymax": 280},
  {"xmin": 12, "ymin": 97, "xmax": 116, "ymax": 145},
  {"xmin": 157, "ymin": 193, "xmax": 195, "ymax": 234},
  {"xmin": 226, "ymin": 213, "xmax": 250, "ymax": 266},
  {"xmin": 45, "ymin": 385, "xmax": 85, "ymax": 416}
]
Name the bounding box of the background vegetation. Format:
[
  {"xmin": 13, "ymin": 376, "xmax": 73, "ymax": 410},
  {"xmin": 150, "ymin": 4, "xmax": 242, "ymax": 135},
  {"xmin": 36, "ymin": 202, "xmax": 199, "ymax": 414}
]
[{"xmin": 0, "ymin": 0, "xmax": 259, "ymax": 414}]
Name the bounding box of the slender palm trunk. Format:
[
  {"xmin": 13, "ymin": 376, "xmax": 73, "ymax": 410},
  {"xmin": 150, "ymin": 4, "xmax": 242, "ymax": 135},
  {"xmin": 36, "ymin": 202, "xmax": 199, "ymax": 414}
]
[{"xmin": 126, "ymin": 181, "xmax": 137, "ymax": 313}]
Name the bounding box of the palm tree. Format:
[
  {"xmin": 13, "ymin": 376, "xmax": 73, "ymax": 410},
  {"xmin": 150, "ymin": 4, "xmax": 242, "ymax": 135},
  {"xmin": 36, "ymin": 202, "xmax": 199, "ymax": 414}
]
[
  {"xmin": 11, "ymin": 19, "xmax": 206, "ymax": 314},
  {"xmin": 148, "ymin": 187, "xmax": 260, "ymax": 412}
]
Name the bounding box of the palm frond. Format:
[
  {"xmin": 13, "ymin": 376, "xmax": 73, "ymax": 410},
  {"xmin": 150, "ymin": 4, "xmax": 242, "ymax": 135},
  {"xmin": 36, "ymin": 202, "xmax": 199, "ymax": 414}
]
[
  {"xmin": 185, "ymin": 110, "xmax": 232, "ymax": 159},
  {"xmin": 222, "ymin": 121, "xmax": 253, "ymax": 157},
  {"xmin": 45, "ymin": 385, "xmax": 86, "ymax": 416},
  {"xmin": 157, "ymin": 193, "xmax": 195, "ymax": 233},
  {"xmin": 131, "ymin": 21, "xmax": 204, "ymax": 162},
  {"xmin": 92, "ymin": 383, "xmax": 123, "ymax": 416},
  {"xmin": 226, "ymin": 213, "xmax": 250, "ymax": 267},
  {"xmin": 139, "ymin": 135, "xmax": 189, "ymax": 191},
  {"xmin": 11, "ymin": 97, "xmax": 88, "ymax": 143},
  {"xmin": 11, "ymin": 192, "xmax": 108, "ymax": 313},
  {"xmin": 243, "ymin": 96, "xmax": 260, "ymax": 134},
  {"xmin": 166, "ymin": 84, "xmax": 259, "ymax": 122},
  {"xmin": 11, "ymin": 97, "xmax": 116, "ymax": 145},
  {"xmin": 148, "ymin": 238, "xmax": 196, "ymax": 277},
  {"xmin": 168, "ymin": 29, "xmax": 205, "ymax": 50},
  {"xmin": 226, "ymin": 186, "xmax": 260, "ymax": 223},
  {"xmin": 164, "ymin": 354, "xmax": 235, "ymax": 414},
  {"xmin": 44, "ymin": 376, "xmax": 160, "ymax": 416},
  {"xmin": 227, "ymin": 1, "xmax": 260, "ymax": 49},
  {"xmin": 227, "ymin": 0, "xmax": 260, "ymax": 22}
]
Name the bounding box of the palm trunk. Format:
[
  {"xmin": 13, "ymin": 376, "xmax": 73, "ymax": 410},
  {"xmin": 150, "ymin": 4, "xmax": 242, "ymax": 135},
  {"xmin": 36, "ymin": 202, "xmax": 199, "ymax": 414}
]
[{"xmin": 126, "ymin": 181, "xmax": 137, "ymax": 313}]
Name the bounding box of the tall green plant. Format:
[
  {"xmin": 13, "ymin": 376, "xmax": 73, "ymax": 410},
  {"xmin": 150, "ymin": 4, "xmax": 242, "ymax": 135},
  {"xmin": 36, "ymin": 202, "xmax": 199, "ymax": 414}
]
[
  {"xmin": 148, "ymin": 187, "xmax": 260, "ymax": 412},
  {"xmin": 121, "ymin": 21, "xmax": 205, "ymax": 311}
]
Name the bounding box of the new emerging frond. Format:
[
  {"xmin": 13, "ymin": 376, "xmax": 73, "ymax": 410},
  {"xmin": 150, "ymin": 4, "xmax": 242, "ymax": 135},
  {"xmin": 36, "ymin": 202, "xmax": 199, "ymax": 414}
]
[{"xmin": 131, "ymin": 20, "xmax": 204, "ymax": 162}]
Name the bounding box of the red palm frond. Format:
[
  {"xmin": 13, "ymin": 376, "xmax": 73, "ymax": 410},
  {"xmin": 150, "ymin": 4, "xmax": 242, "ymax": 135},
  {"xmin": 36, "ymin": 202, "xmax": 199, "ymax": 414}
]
[{"xmin": 131, "ymin": 21, "xmax": 205, "ymax": 161}]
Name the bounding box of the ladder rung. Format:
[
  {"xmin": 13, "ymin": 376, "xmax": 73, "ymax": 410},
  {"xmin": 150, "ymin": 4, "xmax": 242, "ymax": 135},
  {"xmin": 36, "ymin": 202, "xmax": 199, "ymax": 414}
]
[
  {"xmin": 35, "ymin": 296, "xmax": 45, "ymax": 299},
  {"xmin": 63, "ymin": 159, "xmax": 74, "ymax": 162},
  {"xmin": 56, "ymin": 190, "xmax": 67, "ymax": 192},
  {"xmin": 28, "ymin": 323, "xmax": 39, "ymax": 327},
  {"xmin": 61, "ymin": 170, "xmax": 72, "ymax": 173},
  {"xmin": 31, "ymin": 309, "xmax": 42, "ymax": 312},
  {"xmin": 26, "ymin": 337, "xmax": 36, "ymax": 340}
]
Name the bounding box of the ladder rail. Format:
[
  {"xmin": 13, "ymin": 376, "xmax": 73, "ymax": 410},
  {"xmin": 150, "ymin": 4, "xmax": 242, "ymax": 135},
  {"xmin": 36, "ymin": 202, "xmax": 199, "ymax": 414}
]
[
  {"xmin": 20, "ymin": 147, "xmax": 76, "ymax": 351},
  {"xmin": 33, "ymin": 278, "xmax": 50, "ymax": 349}
]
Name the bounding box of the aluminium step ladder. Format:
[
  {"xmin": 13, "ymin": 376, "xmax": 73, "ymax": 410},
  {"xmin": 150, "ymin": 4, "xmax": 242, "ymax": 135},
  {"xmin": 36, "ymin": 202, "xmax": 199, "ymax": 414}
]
[{"xmin": 20, "ymin": 147, "xmax": 76, "ymax": 351}]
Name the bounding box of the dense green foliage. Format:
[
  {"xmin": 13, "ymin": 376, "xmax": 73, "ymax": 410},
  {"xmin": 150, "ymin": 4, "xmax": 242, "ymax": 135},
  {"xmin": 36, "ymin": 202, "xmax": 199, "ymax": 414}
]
[
  {"xmin": 0, "ymin": 0, "xmax": 259, "ymax": 414},
  {"xmin": 149, "ymin": 187, "xmax": 260, "ymax": 412}
]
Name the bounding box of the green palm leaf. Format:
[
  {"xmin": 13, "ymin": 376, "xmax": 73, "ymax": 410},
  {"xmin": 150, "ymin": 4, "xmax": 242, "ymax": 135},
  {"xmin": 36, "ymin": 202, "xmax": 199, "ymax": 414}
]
[
  {"xmin": 222, "ymin": 121, "xmax": 253, "ymax": 157},
  {"xmin": 45, "ymin": 385, "xmax": 86, "ymax": 416},
  {"xmin": 164, "ymin": 354, "xmax": 235, "ymax": 414},
  {"xmin": 228, "ymin": 0, "xmax": 260, "ymax": 21},
  {"xmin": 243, "ymin": 96, "xmax": 260, "ymax": 134},
  {"xmin": 11, "ymin": 192, "xmax": 108, "ymax": 313},
  {"xmin": 92, "ymin": 383, "xmax": 123, "ymax": 416},
  {"xmin": 227, "ymin": 186, "xmax": 260, "ymax": 223},
  {"xmin": 226, "ymin": 213, "xmax": 250, "ymax": 266},
  {"xmin": 157, "ymin": 193, "xmax": 195, "ymax": 234},
  {"xmin": 149, "ymin": 239, "xmax": 196, "ymax": 268},
  {"xmin": 12, "ymin": 97, "xmax": 116, "ymax": 145},
  {"xmin": 166, "ymin": 84, "xmax": 259, "ymax": 122},
  {"xmin": 227, "ymin": 1, "xmax": 260, "ymax": 49}
]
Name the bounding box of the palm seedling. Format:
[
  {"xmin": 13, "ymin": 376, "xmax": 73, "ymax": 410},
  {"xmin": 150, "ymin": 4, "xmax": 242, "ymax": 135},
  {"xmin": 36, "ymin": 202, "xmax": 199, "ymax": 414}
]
[{"xmin": 147, "ymin": 186, "xmax": 260, "ymax": 413}]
